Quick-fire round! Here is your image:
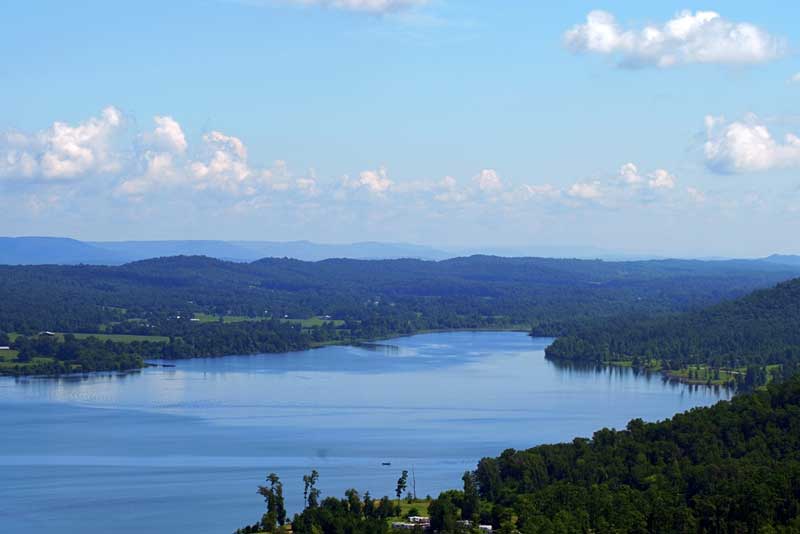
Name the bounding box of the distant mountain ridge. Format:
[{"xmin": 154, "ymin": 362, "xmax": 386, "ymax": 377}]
[
  {"xmin": 0, "ymin": 237, "xmax": 124, "ymax": 265},
  {"xmin": 2, "ymin": 236, "xmax": 799, "ymax": 266},
  {"xmin": 0, "ymin": 237, "xmax": 451, "ymax": 265}
]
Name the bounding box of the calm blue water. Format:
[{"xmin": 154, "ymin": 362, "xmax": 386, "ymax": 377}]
[{"xmin": 0, "ymin": 332, "xmax": 729, "ymax": 534}]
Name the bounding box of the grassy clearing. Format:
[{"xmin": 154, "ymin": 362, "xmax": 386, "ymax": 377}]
[
  {"xmin": 193, "ymin": 313, "xmax": 266, "ymax": 324},
  {"xmin": 195, "ymin": 314, "xmax": 346, "ymax": 328},
  {"xmin": 282, "ymin": 317, "xmax": 345, "ymax": 328},
  {"xmin": 386, "ymin": 499, "xmax": 432, "ymax": 526},
  {"xmin": 8, "ymin": 332, "xmax": 169, "ymax": 343},
  {"xmin": 0, "ymin": 350, "xmax": 19, "ymax": 362},
  {"xmin": 67, "ymin": 333, "xmax": 170, "ymax": 343},
  {"xmin": 667, "ymin": 364, "xmax": 740, "ymax": 385}
]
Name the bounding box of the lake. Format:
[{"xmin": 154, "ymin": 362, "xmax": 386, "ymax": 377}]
[{"xmin": 0, "ymin": 332, "xmax": 730, "ymax": 533}]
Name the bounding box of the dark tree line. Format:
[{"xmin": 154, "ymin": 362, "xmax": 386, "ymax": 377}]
[
  {"xmin": 236, "ymin": 471, "xmax": 404, "ymax": 534},
  {"xmin": 545, "ymin": 277, "xmax": 800, "ymax": 388}
]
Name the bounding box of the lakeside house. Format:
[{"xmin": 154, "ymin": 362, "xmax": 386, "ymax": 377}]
[
  {"xmin": 391, "ymin": 518, "xmax": 492, "ymax": 532},
  {"xmin": 457, "ymin": 520, "xmax": 493, "ymax": 532},
  {"xmin": 392, "ymin": 516, "xmax": 431, "ymax": 531}
]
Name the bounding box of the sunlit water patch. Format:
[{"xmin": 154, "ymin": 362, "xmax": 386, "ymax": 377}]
[{"xmin": 0, "ymin": 332, "xmax": 729, "ymax": 534}]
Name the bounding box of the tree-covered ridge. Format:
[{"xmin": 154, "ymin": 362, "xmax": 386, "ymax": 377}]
[
  {"xmin": 2, "ymin": 254, "xmax": 799, "ymax": 375},
  {"xmin": 1, "ymin": 255, "xmax": 797, "ymax": 334},
  {"xmin": 546, "ymin": 277, "xmax": 800, "ymax": 387},
  {"xmin": 253, "ymin": 378, "xmax": 800, "ymax": 533}
]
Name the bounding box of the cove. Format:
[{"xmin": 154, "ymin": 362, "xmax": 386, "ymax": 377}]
[{"xmin": 0, "ymin": 332, "xmax": 729, "ymax": 534}]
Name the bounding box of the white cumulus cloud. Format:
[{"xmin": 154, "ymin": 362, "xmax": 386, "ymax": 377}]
[
  {"xmin": 704, "ymin": 114, "xmax": 800, "ymax": 173},
  {"xmin": 342, "ymin": 166, "xmax": 393, "ymax": 195},
  {"xmin": 618, "ymin": 162, "xmax": 643, "ymax": 184},
  {"xmin": 0, "ymin": 106, "xmax": 124, "ymax": 180},
  {"xmin": 116, "ymin": 152, "xmax": 181, "ymax": 198},
  {"xmin": 564, "ymin": 10, "xmax": 784, "ymax": 68},
  {"xmin": 567, "ymin": 181, "xmax": 602, "ymax": 200},
  {"xmin": 142, "ymin": 115, "xmax": 187, "ymax": 154},
  {"xmin": 648, "ymin": 169, "xmax": 676, "ymax": 189},
  {"xmin": 473, "ymin": 169, "xmax": 503, "ymax": 192},
  {"xmin": 190, "ymin": 131, "xmax": 253, "ymax": 194},
  {"xmin": 433, "ymin": 175, "xmax": 469, "ymax": 203}
]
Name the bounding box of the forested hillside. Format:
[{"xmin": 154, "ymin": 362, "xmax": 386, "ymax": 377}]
[
  {"xmin": 2, "ymin": 254, "xmax": 799, "ymax": 375},
  {"xmin": 2, "ymin": 255, "xmax": 797, "ymax": 334},
  {"xmin": 546, "ymin": 277, "xmax": 800, "ymax": 388}
]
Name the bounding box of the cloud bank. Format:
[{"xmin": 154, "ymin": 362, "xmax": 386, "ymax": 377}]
[
  {"xmin": 1, "ymin": 107, "xmax": 705, "ymax": 223},
  {"xmin": 565, "ymin": 10, "xmax": 784, "ymax": 68}
]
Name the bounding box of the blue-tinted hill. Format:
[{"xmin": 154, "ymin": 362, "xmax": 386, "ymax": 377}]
[
  {"xmin": 0, "ymin": 237, "xmax": 126, "ymax": 265},
  {"xmin": 0, "ymin": 237, "xmax": 450, "ymax": 264}
]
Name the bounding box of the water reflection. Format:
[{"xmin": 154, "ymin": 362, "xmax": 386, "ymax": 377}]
[
  {"xmin": 353, "ymin": 342, "xmax": 401, "ymax": 354},
  {"xmin": 546, "ymin": 357, "xmax": 733, "ymax": 397},
  {"xmin": 0, "ymin": 332, "xmax": 730, "ymax": 534}
]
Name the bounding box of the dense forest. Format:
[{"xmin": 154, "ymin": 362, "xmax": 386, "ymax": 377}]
[
  {"xmin": 546, "ymin": 277, "xmax": 800, "ymax": 388},
  {"xmin": 2, "ymin": 254, "xmax": 800, "ymax": 375},
  {"xmin": 2, "ymin": 255, "xmax": 798, "ymax": 334},
  {"xmin": 244, "ymin": 376, "xmax": 800, "ymax": 533}
]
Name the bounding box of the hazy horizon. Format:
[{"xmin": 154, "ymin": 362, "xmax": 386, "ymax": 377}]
[{"xmin": 1, "ymin": 234, "xmax": 796, "ymax": 261}]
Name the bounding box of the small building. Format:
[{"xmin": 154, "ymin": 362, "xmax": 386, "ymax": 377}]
[
  {"xmin": 391, "ymin": 522, "xmax": 423, "ymax": 531},
  {"xmin": 0, "ymin": 346, "xmax": 10, "ymax": 351},
  {"xmin": 392, "ymin": 517, "xmax": 430, "ymax": 531},
  {"xmin": 457, "ymin": 520, "xmax": 492, "ymax": 532}
]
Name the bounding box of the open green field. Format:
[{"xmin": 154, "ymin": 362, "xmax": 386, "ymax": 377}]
[
  {"xmin": 8, "ymin": 332, "xmax": 169, "ymax": 343},
  {"xmin": 0, "ymin": 349, "xmax": 19, "ymax": 362},
  {"xmin": 282, "ymin": 317, "xmax": 345, "ymax": 328},
  {"xmin": 193, "ymin": 313, "xmax": 345, "ymax": 328},
  {"xmin": 667, "ymin": 364, "xmax": 740, "ymax": 385},
  {"xmin": 388, "ymin": 499, "xmax": 431, "ymax": 521},
  {"xmin": 0, "ymin": 353, "xmax": 57, "ymax": 372},
  {"xmin": 67, "ymin": 332, "xmax": 170, "ymax": 343},
  {"xmin": 193, "ymin": 313, "xmax": 263, "ymax": 324}
]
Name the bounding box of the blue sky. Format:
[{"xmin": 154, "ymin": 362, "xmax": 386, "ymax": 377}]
[{"xmin": 1, "ymin": 1, "xmax": 800, "ymax": 256}]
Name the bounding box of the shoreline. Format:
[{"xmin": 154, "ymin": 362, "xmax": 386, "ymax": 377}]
[
  {"xmin": 545, "ymin": 355, "xmax": 739, "ymax": 390},
  {"xmin": 2, "ymin": 327, "xmax": 537, "ymax": 378}
]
